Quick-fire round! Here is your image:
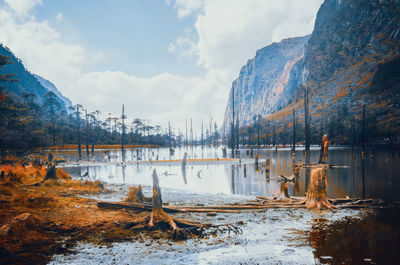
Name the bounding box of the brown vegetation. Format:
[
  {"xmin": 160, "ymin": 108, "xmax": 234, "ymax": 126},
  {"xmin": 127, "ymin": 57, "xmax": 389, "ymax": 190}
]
[
  {"xmin": 0, "ymin": 162, "xmax": 132, "ymax": 264},
  {"xmin": 0, "ymin": 161, "xmax": 242, "ymax": 264}
]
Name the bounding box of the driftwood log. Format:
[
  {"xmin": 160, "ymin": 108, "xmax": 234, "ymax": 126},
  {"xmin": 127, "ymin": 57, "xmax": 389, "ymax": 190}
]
[
  {"xmin": 99, "ymin": 169, "xmax": 242, "ymax": 240},
  {"xmin": 98, "ymin": 167, "xmax": 389, "ymax": 213}
]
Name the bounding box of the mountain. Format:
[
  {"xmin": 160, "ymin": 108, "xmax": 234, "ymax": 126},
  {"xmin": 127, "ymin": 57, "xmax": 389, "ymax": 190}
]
[
  {"xmin": 33, "ymin": 74, "xmax": 72, "ymax": 109},
  {"xmin": 223, "ymin": 35, "xmax": 309, "ymax": 130},
  {"xmin": 223, "ymin": 0, "xmax": 400, "ymax": 144},
  {"xmin": 0, "ymin": 44, "xmax": 71, "ymax": 111}
]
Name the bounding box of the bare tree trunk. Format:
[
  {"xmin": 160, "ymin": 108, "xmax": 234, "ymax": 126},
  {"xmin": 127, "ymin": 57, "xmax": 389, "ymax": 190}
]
[
  {"xmin": 292, "ymin": 109, "xmax": 296, "ymax": 154},
  {"xmin": 362, "ymin": 104, "xmax": 366, "ymax": 157},
  {"xmin": 121, "ymin": 104, "xmax": 125, "ymax": 152},
  {"xmin": 76, "ymin": 105, "xmax": 81, "ymax": 160},
  {"xmin": 231, "ymin": 85, "xmax": 235, "ymax": 152},
  {"xmin": 148, "ymin": 169, "xmax": 179, "ymax": 232},
  {"xmin": 304, "ymin": 83, "xmax": 310, "ymax": 154},
  {"xmin": 318, "ymin": 135, "xmax": 329, "ymax": 164},
  {"xmin": 303, "ymin": 167, "xmax": 333, "ymax": 209},
  {"xmin": 85, "ymin": 109, "xmax": 89, "ymax": 159}
]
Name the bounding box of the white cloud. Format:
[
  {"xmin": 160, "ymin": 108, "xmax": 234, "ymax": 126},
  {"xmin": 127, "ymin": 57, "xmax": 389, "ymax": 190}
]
[
  {"xmin": 56, "ymin": 12, "xmax": 63, "ymax": 24},
  {"xmin": 167, "ymin": 0, "xmax": 323, "ymax": 128},
  {"xmin": 0, "ymin": 1, "xmax": 223, "ymax": 131},
  {"xmin": 0, "ymin": 0, "xmax": 323, "ymax": 133},
  {"xmin": 4, "ymin": 0, "xmax": 42, "ymax": 17},
  {"xmin": 0, "ymin": 4, "xmax": 86, "ymax": 93},
  {"xmin": 168, "ymin": 0, "xmax": 204, "ymax": 18},
  {"xmin": 172, "ymin": 0, "xmax": 323, "ymax": 75}
]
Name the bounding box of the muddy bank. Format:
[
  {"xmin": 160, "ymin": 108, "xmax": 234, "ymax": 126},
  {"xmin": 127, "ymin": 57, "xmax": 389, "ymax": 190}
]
[
  {"xmin": 0, "ymin": 162, "xmax": 148, "ymax": 264},
  {"xmin": 0, "ymin": 161, "xmax": 242, "ymax": 265}
]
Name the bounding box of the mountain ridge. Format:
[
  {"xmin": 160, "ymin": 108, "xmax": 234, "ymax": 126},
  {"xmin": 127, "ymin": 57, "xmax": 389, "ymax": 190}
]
[
  {"xmin": 223, "ymin": 0, "xmax": 400, "ymax": 144},
  {"xmin": 0, "ymin": 44, "xmax": 71, "ymax": 112}
]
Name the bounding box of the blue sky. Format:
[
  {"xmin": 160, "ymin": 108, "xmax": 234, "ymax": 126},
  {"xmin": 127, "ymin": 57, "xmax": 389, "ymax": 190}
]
[
  {"xmin": 0, "ymin": 0, "xmax": 323, "ymax": 133},
  {"xmin": 35, "ymin": 0, "xmax": 201, "ymax": 77}
]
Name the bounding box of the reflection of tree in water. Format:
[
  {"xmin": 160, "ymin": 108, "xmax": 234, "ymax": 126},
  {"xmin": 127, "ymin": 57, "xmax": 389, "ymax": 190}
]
[
  {"xmin": 181, "ymin": 152, "xmax": 187, "ymax": 185},
  {"xmin": 310, "ymin": 211, "xmax": 400, "ymax": 265},
  {"xmin": 231, "ymin": 165, "xmax": 235, "ymax": 194}
]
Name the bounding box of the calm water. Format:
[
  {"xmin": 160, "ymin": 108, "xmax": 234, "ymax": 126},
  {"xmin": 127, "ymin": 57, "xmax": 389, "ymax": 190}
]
[
  {"xmin": 47, "ymin": 146, "xmax": 400, "ymax": 264},
  {"xmin": 53, "ymin": 145, "xmax": 400, "ymax": 201}
]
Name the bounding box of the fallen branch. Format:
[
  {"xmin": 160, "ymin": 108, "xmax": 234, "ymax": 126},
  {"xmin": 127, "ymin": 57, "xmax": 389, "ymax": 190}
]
[{"xmin": 99, "ymin": 169, "xmax": 242, "ymax": 240}]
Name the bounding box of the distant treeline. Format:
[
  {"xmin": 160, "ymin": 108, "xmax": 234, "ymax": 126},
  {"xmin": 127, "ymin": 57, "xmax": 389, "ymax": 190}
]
[
  {"xmin": 0, "ymin": 55, "xmax": 174, "ymax": 156},
  {"xmin": 225, "ymin": 90, "xmax": 398, "ymax": 148}
]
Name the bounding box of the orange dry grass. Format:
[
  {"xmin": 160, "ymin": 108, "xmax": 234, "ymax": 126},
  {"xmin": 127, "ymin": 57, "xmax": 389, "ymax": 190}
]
[
  {"xmin": 0, "ymin": 167, "xmax": 143, "ymax": 265},
  {"xmin": 0, "ymin": 163, "xmax": 72, "ymax": 186},
  {"xmin": 0, "ymin": 164, "xmax": 46, "ymax": 179}
]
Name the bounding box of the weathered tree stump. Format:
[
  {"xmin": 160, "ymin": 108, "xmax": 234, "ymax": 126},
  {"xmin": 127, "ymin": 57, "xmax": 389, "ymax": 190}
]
[
  {"xmin": 108, "ymin": 169, "xmax": 243, "ymax": 240},
  {"xmin": 303, "ymin": 167, "xmax": 334, "ymax": 209},
  {"xmin": 43, "ymin": 163, "xmax": 57, "ymax": 181},
  {"xmin": 280, "ymin": 182, "xmax": 290, "ymax": 198},
  {"xmin": 148, "ymin": 169, "xmax": 181, "ymax": 236}
]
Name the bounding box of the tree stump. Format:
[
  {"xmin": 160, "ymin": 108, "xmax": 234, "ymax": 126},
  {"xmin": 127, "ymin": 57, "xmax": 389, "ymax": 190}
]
[
  {"xmin": 43, "ymin": 163, "xmax": 57, "ymax": 181},
  {"xmin": 148, "ymin": 169, "xmax": 181, "ymax": 237},
  {"xmin": 280, "ymin": 182, "xmax": 290, "ymax": 198},
  {"xmin": 303, "ymin": 167, "xmax": 334, "ymax": 209}
]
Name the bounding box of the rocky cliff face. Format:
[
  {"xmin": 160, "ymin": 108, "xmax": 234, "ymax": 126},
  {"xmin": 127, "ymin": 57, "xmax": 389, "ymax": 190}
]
[
  {"xmin": 301, "ymin": 0, "xmax": 400, "ymax": 138},
  {"xmin": 223, "ymin": 35, "xmax": 309, "ymax": 130},
  {"xmin": 0, "ymin": 44, "xmax": 71, "ymax": 112},
  {"xmin": 224, "ymin": 0, "xmax": 400, "ymax": 142}
]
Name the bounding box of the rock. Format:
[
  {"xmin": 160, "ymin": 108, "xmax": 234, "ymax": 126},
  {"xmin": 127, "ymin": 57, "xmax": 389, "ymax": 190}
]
[
  {"xmin": 0, "ymin": 224, "xmax": 11, "ymax": 236},
  {"xmin": 236, "ymin": 220, "xmax": 245, "ymax": 226},
  {"xmin": 14, "ymin": 213, "xmax": 32, "ymax": 222},
  {"xmin": 224, "ymin": 35, "xmax": 309, "ymax": 128}
]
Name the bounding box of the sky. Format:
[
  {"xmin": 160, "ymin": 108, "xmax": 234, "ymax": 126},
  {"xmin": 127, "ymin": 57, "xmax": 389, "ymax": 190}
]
[{"xmin": 0, "ymin": 0, "xmax": 323, "ymax": 135}]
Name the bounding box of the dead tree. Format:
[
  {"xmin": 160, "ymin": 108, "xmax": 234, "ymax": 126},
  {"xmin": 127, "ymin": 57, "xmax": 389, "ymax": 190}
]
[
  {"xmin": 362, "ymin": 104, "xmax": 366, "ymax": 157},
  {"xmin": 85, "ymin": 109, "xmax": 89, "ymax": 159},
  {"xmin": 292, "ymin": 109, "xmax": 296, "ymax": 154},
  {"xmin": 75, "ymin": 104, "xmax": 82, "ymax": 160},
  {"xmin": 318, "ymin": 134, "xmax": 329, "ymax": 164},
  {"xmin": 117, "ymin": 169, "xmax": 242, "ymax": 240},
  {"xmin": 304, "ymin": 83, "xmax": 310, "ymax": 154},
  {"xmin": 121, "ymin": 104, "xmax": 125, "ymax": 152},
  {"xmin": 302, "ymin": 167, "xmax": 334, "ymax": 209}
]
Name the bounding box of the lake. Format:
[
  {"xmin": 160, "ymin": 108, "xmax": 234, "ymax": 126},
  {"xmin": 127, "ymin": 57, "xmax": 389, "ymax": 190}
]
[{"xmin": 55, "ymin": 145, "xmax": 400, "ymax": 202}]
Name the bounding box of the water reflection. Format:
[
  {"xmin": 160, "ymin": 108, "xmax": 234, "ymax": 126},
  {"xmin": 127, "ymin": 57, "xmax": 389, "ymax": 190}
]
[
  {"xmin": 310, "ymin": 209, "xmax": 400, "ymax": 264},
  {"xmin": 58, "ymin": 146, "xmax": 400, "ymax": 201}
]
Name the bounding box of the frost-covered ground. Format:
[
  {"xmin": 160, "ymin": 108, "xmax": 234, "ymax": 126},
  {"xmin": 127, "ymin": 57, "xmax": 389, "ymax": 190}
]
[{"xmin": 50, "ymin": 184, "xmax": 363, "ymax": 265}]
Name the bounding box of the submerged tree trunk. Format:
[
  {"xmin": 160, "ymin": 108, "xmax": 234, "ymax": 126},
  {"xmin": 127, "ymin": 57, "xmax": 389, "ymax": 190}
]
[{"xmin": 303, "ymin": 167, "xmax": 334, "ymax": 209}]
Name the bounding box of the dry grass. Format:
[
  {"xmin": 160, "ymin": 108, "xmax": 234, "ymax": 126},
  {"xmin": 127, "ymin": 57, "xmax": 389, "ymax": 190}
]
[{"xmin": 125, "ymin": 185, "xmax": 151, "ymax": 203}]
